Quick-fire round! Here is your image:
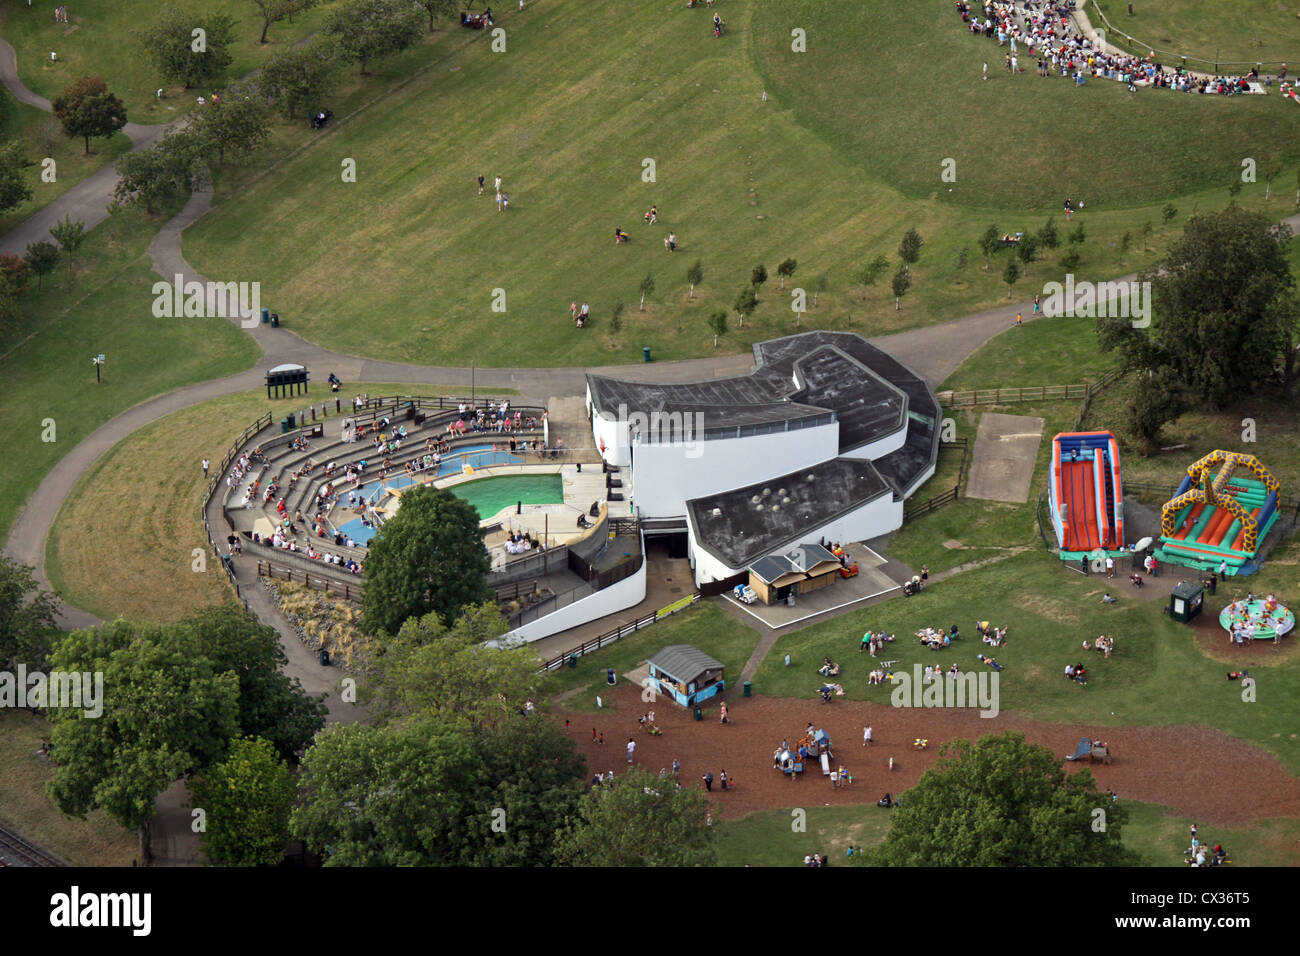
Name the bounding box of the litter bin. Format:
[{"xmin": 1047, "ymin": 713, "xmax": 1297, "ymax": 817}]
[
  {"xmin": 319, "ymin": 649, "xmax": 330, "ymax": 666},
  {"xmin": 261, "ymin": 307, "xmax": 270, "ymax": 324},
  {"xmin": 606, "ymin": 667, "xmax": 617, "ymax": 686},
  {"xmin": 287, "ymin": 412, "xmax": 296, "ymax": 429},
  {"xmin": 743, "ymin": 680, "xmax": 752, "ymax": 698},
  {"xmin": 270, "ymin": 312, "xmax": 280, "ymax": 328},
  {"xmin": 642, "ymin": 346, "xmax": 652, "ymax": 363},
  {"xmin": 1169, "ymin": 581, "xmax": 1204, "ymax": 623},
  {"xmin": 280, "ymin": 417, "xmax": 289, "ymax": 434},
  {"xmin": 693, "ymin": 705, "xmax": 703, "ymax": 721},
  {"xmin": 568, "ymin": 653, "xmax": 579, "ymax": 669}
]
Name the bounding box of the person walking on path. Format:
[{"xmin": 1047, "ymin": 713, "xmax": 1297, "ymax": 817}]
[
  {"xmin": 626, "ymin": 737, "xmax": 636, "ymax": 764},
  {"xmin": 830, "ymin": 767, "xmax": 839, "ymax": 789},
  {"xmin": 672, "ymin": 758, "xmax": 680, "ymax": 778},
  {"xmin": 719, "ymin": 702, "xmax": 728, "ymax": 724},
  {"xmin": 1015, "ymin": 312, "xmax": 1022, "ymax": 327},
  {"xmin": 863, "ymin": 725, "xmax": 873, "ymax": 747},
  {"xmin": 1033, "ymin": 293, "xmax": 1041, "ymax": 314},
  {"xmin": 702, "ymin": 771, "xmax": 714, "ymax": 792},
  {"xmin": 1106, "ymin": 555, "xmax": 1115, "ymax": 578},
  {"xmin": 720, "ymin": 770, "xmax": 728, "ymax": 790},
  {"xmin": 202, "ymin": 457, "xmax": 209, "ymax": 479},
  {"xmin": 477, "ymin": 174, "xmax": 485, "ymax": 195},
  {"xmin": 983, "ymin": 62, "xmax": 988, "ymax": 80}
]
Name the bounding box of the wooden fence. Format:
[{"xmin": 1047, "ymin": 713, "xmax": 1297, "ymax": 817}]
[
  {"xmin": 904, "ymin": 438, "xmax": 969, "ymax": 520},
  {"xmin": 538, "ymin": 592, "xmax": 701, "ymax": 673},
  {"xmin": 256, "ymin": 559, "xmax": 363, "ymax": 603},
  {"xmin": 938, "ymin": 384, "xmax": 1093, "ymax": 407}
]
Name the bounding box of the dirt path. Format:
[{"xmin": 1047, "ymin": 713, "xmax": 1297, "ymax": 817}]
[{"xmin": 559, "ymin": 683, "xmax": 1300, "ymax": 828}]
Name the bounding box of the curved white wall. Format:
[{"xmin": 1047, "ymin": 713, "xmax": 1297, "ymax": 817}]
[{"xmin": 502, "ymin": 558, "xmax": 647, "ymax": 644}]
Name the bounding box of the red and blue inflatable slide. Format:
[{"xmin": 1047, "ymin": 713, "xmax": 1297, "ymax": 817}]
[{"xmin": 1049, "ymin": 431, "xmax": 1125, "ymax": 557}]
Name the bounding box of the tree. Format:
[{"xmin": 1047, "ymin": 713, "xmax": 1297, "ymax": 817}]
[
  {"xmin": 0, "ymin": 140, "xmax": 34, "ymax": 217},
  {"xmin": 257, "ymin": 39, "xmax": 344, "ymax": 118},
  {"xmin": 1002, "ymin": 258, "xmax": 1020, "ymax": 298},
  {"xmin": 51, "ymin": 76, "xmax": 127, "ymax": 155},
  {"xmin": 1016, "ymin": 233, "xmax": 1039, "ymax": 265},
  {"xmin": 898, "ymin": 227, "xmax": 923, "ymax": 265},
  {"xmin": 48, "ymin": 215, "xmax": 86, "ymax": 276},
  {"xmin": 363, "ymin": 604, "xmax": 539, "ymax": 726},
  {"xmin": 322, "ymin": 0, "xmax": 426, "ymax": 75},
  {"xmin": 1038, "ymin": 216, "xmax": 1060, "ymax": 250},
  {"xmin": 1058, "ymin": 247, "xmax": 1081, "ymax": 274},
  {"xmin": 866, "ymin": 733, "xmax": 1137, "ymax": 866},
  {"xmin": 46, "ymin": 620, "xmax": 242, "ymax": 863},
  {"xmin": 686, "ymin": 259, "xmax": 703, "ymax": 298},
  {"xmin": 250, "ymin": 0, "xmax": 322, "ymax": 44},
  {"xmin": 1117, "ymin": 231, "xmax": 1131, "ymax": 265},
  {"xmin": 954, "ymin": 247, "xmax": 968, "ymax": 273},
  {"xmin": 180, "ymin": 606, "xmax": 327, "ymax": 760},
  {"xmin": 709, "ymin": 310, "xmax": 727, "ymax": 346},
  {"xmin": 413, "ymin": 0, "xmax": 459, "ymax": 32},
  {"xmin": 750, "ymin": 263, "xmax": 768, "ymax": 291},
  {"xmin": 854, "ymin": 254, "xmax": 888, "ymax": 298},
  {"xmin": 1264, "ymin": 160, "xmax": 1282, "ymax": 201},
  {"xmin": 609, "ymin": 301, "xmax": 624, "ymax": 343},
  {"xmin": 0, "ymin": 558, "xmax": 58, "ymax": 671},
  {"xmin": 1141, "ymin": 221, "xmax": 1153, "ymax": 252},
  {"xmin": 187, "ymin": 82, "xmax": 271, "ymax": 165},
  {"xmin": 191, "ymin": 736, "xmax": 293, "ymax": 866},
  {"xmin": 813, "ymin": 272, "xmax": 828, "ymax": 307},
  {"xmin": 1161, "ymin": 203, "xmax": 1177, "ymax": 234},
  {"xmin": 1121, "ymin": 367, "xmax": 1188, "ymax": 455},
  {"xmin": 24, "ymin": 240, "xmax": 61, "ymax": 291},
  {"xmin": 1097, "ymin": 207, "xmax": 1297, "ymax": 406},
  {"xmin": 1068, "ymin": 222, "xmax": 1086, "ymax": 246},
  {"xmin": 137, "ymin": 9, "xmax": 236, "ymax": 88},
  {"xmin": 291, "ymin": 716, "xmax": 485, "ymax": 865},
  {"xmin": 1295, "ymin": 166, "xmax": 1300, "ymax": 205},
  {"xmin": 555, "ymin": 769, "xmax": 715, "ymax": 866},
  {"xmin": 1228, "ymin": 177, "xmax": 1242, "ymax": 203},
  {"xmin": 361, "ymin": 484, "xmax": 493, "ymax": 636},
  {"xmin": 978, "ymin": 225, "xmax": 1000, "ymax": 271},
  {"xmin": 733, "ymin": 286, "xmax": 758, "ymax": 328},
  {"xmin": 776, "ymin": 257, "xmax": 797, "ymax": 290},
  {"xmin": 638, "ymin": 274, "xmax": 654, "ymax": 312},
  {"xmin": 113, "ymin": 127, "xmax": 209, "ymax": 214},
  {"xmin": 890, "ymin": 263, "xmax": 911, "ymax": 311}
]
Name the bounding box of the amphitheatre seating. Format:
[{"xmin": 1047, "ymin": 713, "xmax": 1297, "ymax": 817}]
[{"xmin": 226, "ymin": 399, "xmax": 548, "ymax": 594}]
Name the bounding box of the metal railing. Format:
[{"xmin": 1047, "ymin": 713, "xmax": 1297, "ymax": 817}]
[
  {"xmin": 256, "ymin": 559, "xmax": 363, "ymax": 603},
  {"xmin": 904, "ymin": 438, "xmax": 969, "ymax": 520},
  {"xmin": 1088, "ymin": 0, "xmax": 1293, "ymax": 76},
  {"xmin": 538, "ymin": 593, "xmax": 701, "ymax": 673}
]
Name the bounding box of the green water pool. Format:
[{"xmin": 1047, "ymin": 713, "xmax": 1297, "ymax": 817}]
[{"xmin": 451, "ymin": 475, "xmax": 565, "ymax": 520}]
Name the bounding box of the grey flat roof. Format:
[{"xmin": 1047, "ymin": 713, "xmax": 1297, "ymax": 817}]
[
  {"xmin": 649, "ymin": 644, "xmax": 725, "ymax": 682},
  {"xmin": 687, "ymin": 457, "xmax": 892, "ymax": 569},
  {"xmin": 588, "ymin": 331, "xmax": 937, "ymax": 453}
]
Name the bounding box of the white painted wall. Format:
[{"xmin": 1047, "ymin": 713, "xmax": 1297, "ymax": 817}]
[
  {"xmin": 502, "ymin": 558, "xmax": 647, "ymax": 644},
  {"xmin": 687, "ymin": 491, "xmax": 901, "ymax": 586},
  {"xmin": 631, "ymin": 422, "xmax": 841, "ymax": 518},
  {"xmin": 838, "ymin": 421, "xmax": 907, "ymax": 461}
]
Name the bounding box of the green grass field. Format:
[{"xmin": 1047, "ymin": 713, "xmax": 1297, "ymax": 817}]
[
  {"xmin": 0, "ymin": 87, "xmax": 133, "ymax": 236},
  {"xmin": 182, "ymin": 0, "xmax": 1299, "ymax": 366},
  {"xmin": 714, "ymin": 800, "xmax": 1300, "ymax": 866},
  {"xmin": 0, "ymin": 0, "xmax": 341, "ymax": 122},
  {"xmin": 0, "ymin": 199, "xmax": 259, "ymax": 544},
  {"xmin": 1090, "ymin": 0, "xmax": 1300, "ymax": 71}
]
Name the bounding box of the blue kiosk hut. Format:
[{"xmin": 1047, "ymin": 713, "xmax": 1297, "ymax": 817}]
[{"xmin": 647, "ymin": 645, "xmax": 726, "ymax": 707}]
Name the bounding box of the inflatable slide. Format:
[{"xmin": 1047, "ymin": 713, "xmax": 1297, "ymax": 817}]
[
  {"xmin": 1156, "ymin": 451, "xmax": 1281, "ymax": 575},
  {"xmin": 1049, "ymin": 431, "xmax": 1125, "ymax": 558}
]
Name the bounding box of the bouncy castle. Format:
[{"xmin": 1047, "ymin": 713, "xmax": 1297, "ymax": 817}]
[
  {"xmin": 1155, "ymin": 451, "xmax": 1281, "ymax": 576},
  {"xmin": 1049, "ymin": 431, "xmax": 1125, "ymax": 558}
]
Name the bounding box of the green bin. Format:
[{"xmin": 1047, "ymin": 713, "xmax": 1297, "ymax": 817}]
[
  {"xmin": 642, "ymin": 346, "xmax": 652, "ymax": 363},
  {"xmin": 693, "ymin": 705, "xmax": 702, "ymax": 721},
  {"xmin": 319, "ymin": 649, "xmax": 330, "ymax": 666},
  {"xmin": 743, "ymin": 681, "xmax": 752, "ymax": 698},
  {"xmin": 568, "ymin": 653, "xmax": 578, "ymax": 669},
  {"xmin": 280, "ymin": 417, "xmax": 289, "ymax": 434},
  {"xmin": 287, "ymin": 412, "xmax": 296, "ymax": 429}
]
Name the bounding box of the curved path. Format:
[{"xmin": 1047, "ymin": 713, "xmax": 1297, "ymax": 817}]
[
  {"xmin": 0, "ymin": 37, "xmax": 171, "ymax": 257},
  {"xmin": 4, "ymin": 19, "xmax": 1300, "ymax": 633}
]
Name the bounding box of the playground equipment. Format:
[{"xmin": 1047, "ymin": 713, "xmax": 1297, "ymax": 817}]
[
  {"xmin": 1066, "ymin": 737, "xmax": 1112, "ymax": 765},
  {"xmin": 1219, "ymin": 597, "xmax": 1295, "ymax": 643},
  {"xmin": 1049, "ymin": 431, "xmax": 1125, "ymax": 558},
  {"xmin": 1156, "ymin": 451, "xmax": 1281, "ymax": 575}
]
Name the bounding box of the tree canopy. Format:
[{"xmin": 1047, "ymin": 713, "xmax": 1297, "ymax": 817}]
[
  {"xmin": 0, "ymin": 557, "xmax": 58, "ymax": 670},
  {"xmin": 51, "ymin": 76, "xmax": 127, "ymax": 155},
  {"xmin": 0, "ymin": 140, "xmax": 34, "ymax": 217},
  {"xmin": 137, "ymin": 8, "xmax": 236, "ymax": 88},
  {"xmin": 361, "ymin": 483, "xmax": 493, "ymax": 635},
  {"xmin": 257, "ymin": 39, "xmax": 344, "ymax": 118},
  {"xmin": 866, "ymin": 732, "xmax": 1138, "ymax": 866},
  {"xmin": 190, "ymin": 736, "xmax": 294, "ymax": 866},
  {"xmin": 322, "ymin": 0, "xmax": 426, "ymax": 74}
]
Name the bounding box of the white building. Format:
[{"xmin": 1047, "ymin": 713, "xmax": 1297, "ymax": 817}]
[{"xmin": 586, "ymin": 332, "xmax": 942, "ymax": 588}]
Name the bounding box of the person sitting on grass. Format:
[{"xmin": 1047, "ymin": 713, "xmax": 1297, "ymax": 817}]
[
  {"xmin": 977, "ymin": 654, "xmax": 1004, "ymax": 671},
  {"xmin": 1102, "ymin": 593, "xmax": 1117, "ymax": 604},
  {"xmin": 1130, "ymin": 572, "xmax": 1144, "ymax": 588}
]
